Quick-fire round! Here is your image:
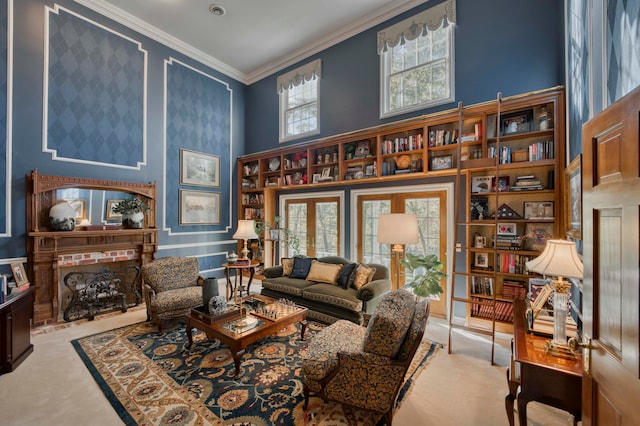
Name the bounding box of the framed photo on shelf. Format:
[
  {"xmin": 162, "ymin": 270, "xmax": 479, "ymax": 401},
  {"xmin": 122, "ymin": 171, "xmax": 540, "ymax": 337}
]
[
  {"xmin": 474, "ymin": 252, "xmax": 490, "ymax": 268},
  {"xmin": 501, "ymin": 109, "xmax": 533, "ymax": 135},
  {"xmin": 471, "ymin": 175, "xmax": 493, "ymax": 193},
  {"xmin": 497, "ymin": 222, "xmax": 518, "ymax": 236},
  {"xmin": 431, "ymin": 154, "xmax": 453, "ymax": 170},
  {"xmin": 492, "ymin": 175, "xmax": 510, "ymax": 192},
  {"xmin": 525, "ymin": 223, "xmax": 554, "ymax": 251},
  {"xmin": 179, "ymin": 189, "xmax": 220, "ymax": 225},
  {"xmin": 106, "ymin": 199, "xmax": 124, "ymax": 220},
  {"xmin": 180, "ymin": 149, "xmax": 220, "ymax": 187},
  {"xmin": 524, "ymin": 201, "xmax": 554, "ymax": 219},
  {"xmin": 565, "ymin": 155, "xmax": 582, "ymax": 239},
  {"xmin": 10, "ymin": 262, "xmax": 29, "ymax": 287},
  {"xmin": 354, "ymin": 141, "xmax": 370, "ymax": 158},
  {"xmin": 470, "ymin": 197, "xmax": 489, "ymax": 220}
]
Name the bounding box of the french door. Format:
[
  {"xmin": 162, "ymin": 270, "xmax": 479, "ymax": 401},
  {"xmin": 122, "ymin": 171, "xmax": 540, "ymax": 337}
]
[
  {"xmin": 283, "ymin": 196, "xmax": 341, "ymax": 258},
  {"xmin": 357, "ymin": 190, "xmax": 447, "ymax": 317}
]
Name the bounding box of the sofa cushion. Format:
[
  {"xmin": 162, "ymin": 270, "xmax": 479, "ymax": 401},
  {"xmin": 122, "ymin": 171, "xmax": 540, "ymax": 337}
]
[
  {"xmin": 281, "ymin": 258, "xmax": 294, "ymax": 276},
  {"xmin": 336, "ymin": 263, "xmax": 358, "ymax": 289},
  {"xmin": 302, "ymin": 283, "xmax": 363, "ymax": 312},
  {"xmin": 302, "ymin": 320, "xmax": 366, "ymax": 381},
  {"xmin": 261, "ymin": 276, "xmax": 316, "ymax": 297},
  {"xmin": 306, "ymin": 261, "xmax": 342, "ymax": 285},
  {"xmin": 352, "ymin": 264, "xmax": 377, "ymax": 290},
  {"xmin": 363, "ymin": 290, "xmax": 414, "ymax": 358},
  {"xmin": 290, "ymin": 257, "xmax": 315, "ymax": 279}
]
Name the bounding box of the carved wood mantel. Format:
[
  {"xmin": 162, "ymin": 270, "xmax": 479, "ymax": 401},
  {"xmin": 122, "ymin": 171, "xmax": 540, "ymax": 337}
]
[{"xmin": 26, "ymin": 170, "xmax": 158, "ymax": 326}]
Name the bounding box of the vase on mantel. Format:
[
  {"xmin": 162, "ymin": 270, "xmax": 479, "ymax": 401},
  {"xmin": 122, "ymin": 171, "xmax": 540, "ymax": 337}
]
[
  {"xmin": 122, "ymin": 210, "xmax": 144, "ymax": 229},
  {"xmin": 49, "ymin": 201, "xmax": 76, "ymax": 231}
]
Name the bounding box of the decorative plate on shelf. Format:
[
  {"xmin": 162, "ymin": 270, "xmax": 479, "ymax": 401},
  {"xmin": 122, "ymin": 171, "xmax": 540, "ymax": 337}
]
[
  {"xmin": 395, "ymin": 155, "xmax": 411, "ymax": 169},
  {"xmin": 269, "ymin": 157, "xmax": 280, "ymax": 171}
]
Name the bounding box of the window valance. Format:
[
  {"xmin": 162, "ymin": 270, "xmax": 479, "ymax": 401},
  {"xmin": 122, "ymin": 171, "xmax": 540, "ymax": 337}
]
[
  {"xmin": 276, "ymin": 59, "xmax": 322, "ymax": 93},
  {"xmin": 377, "ymin": 0, "xmax": 456, "ymax": 54}
]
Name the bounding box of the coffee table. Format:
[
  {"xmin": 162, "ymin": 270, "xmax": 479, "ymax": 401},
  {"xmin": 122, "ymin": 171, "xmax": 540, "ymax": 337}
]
[{"xmin": 185, "ymin": 294, "xmax": 307, "ymax": 378}]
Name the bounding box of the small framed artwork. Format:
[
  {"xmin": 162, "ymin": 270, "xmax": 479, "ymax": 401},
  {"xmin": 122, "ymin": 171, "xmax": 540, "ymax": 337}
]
[
  {"xmin": 365, "ymin": 164, "xmax": 375, "ymax": 176},
  {"xmin": 565, "ymin": 155, "xmax": 582, "ymax": 239},
  {"xmin": 106, "ymin": 199, "xmax": 124, "ymax": 220},
  {"xmin": 525, "ymin": 223, "xmax": 554, "ymax": 251},
  {"xmin": 180, "ymin": 149, "xmax": 220, "ymax": 187},
  {"xmin": 321, "ymin": 167, "xmax": 332, "ymax": 178},
  {"xmin": 179, "ymin": 189, "xmax": 220, "ymax": 225},
  {"xmin": 524, "ymin": 201, "xmax": 554, "ymax": 219},
  {"xmin": 501, "ymin": 109, "xmax": 533, "ymax": 135},
  {"xmin": 492, "ymin": 175, "xmax": 510, "ymax": 192},
  {"xmin": 471, "ymin": 175, "xmax": 493, "ymax": 193},
  {"xmin": 474, "ymin": 252, "xmax": 490, "ymax": 269},
  {"xmin": 10, "ymin": 262, "xmax": 29, "ymax": 287},
  {"xmin": 354, "ymin": 140, "xmax": 370, "ymax": 158},
  {"xmin": 269, "ymin": 229, "xmax": 281, "ymax": 241},
  {"xmin": 497, "ymin": 222, "xmax": 518, "ymax": 236},
  {"xmin": 312, "ymin": 173, "xmax": 321, "ymax": 183},
  {"xmin": 60, "ymin": 199, "xmax": 86, "ymax": 220},
  {"xmin": 431, "ymin": 154, "xmax": 454, "ymax": 170},
  {"xmin": 470, "ymin": 197, "xmax": 489, "ymax": 220}
]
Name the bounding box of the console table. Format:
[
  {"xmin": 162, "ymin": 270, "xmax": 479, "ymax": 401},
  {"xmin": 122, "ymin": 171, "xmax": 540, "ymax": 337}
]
[{"xmin": 506, "ymin": 298, "xmax": 582, "ymax": 426}]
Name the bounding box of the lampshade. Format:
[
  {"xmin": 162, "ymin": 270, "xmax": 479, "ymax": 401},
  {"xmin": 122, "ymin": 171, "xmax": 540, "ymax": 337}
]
[
  {"xmin": 525, "ymin": 239, "xmax": 583, "ymax": 279},
  {"xmin": 377, "ymin": 214, "xmax": 419, "ymax": 245},
  {"xmin": 232, "ymin": 220, "xmax": 258, "ymax": 240}
]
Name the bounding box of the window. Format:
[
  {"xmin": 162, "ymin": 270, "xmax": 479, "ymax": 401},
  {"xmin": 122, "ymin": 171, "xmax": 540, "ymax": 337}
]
[
  {"xmin": 378, "ymin": 0, "xmax": 456, "ymax": 118},
  {"xmin": 277, "ymin": 59, "xmax": 321, "ymax": 142}
]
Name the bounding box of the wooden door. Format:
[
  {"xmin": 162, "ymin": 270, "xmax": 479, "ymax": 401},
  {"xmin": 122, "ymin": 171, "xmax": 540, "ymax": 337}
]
[{"xmin": 581, "ymin": 86, "xmax": 640, "ymax": 425}]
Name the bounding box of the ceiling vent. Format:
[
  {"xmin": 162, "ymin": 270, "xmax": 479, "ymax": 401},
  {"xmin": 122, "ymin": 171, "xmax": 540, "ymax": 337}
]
[{"xmin": 209, "ymin": 4, "xmax": 226, "ymax": 16}]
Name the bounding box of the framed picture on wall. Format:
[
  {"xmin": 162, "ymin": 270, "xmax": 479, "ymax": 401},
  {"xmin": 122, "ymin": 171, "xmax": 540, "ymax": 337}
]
[
  {"xmin": 179, "ymin": 190, "xmax": 220, "ymax": 225},
  {"xmin": 565, "ymin": 155, "xmax": 582, "ymax": 239},
  {"xmin": 60, "ymin": 199, "xmax": 86, "ymax": 220},
  {"xmin": 180, "ymin": 149, "xmax": 220, "ymax": 187},
  {"xmin": 106, "ymin": 199, "xmax": 124, "ymax": 220}
]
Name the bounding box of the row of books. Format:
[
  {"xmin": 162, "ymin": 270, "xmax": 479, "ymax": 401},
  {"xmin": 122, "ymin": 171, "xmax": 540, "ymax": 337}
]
[
  {"xmin": 428, "ymin": 129, "xmax": 458, "ymax": 147},
  {"xmin": 495, "ymin": 253, "xmax": 535, "ymax": 274},
  {"xmin": 241, "ymin": 193, "xmax": 264, "ymax": 205},
  {"xmin": 528, "ymin": 140, "xmax": 554, "ymax": 161},
  {"xmin": 492, "ymin": 235, "xmax": 524, "ymax": 250},
  {"xmin": 471, "ymin": 276, "xmax": 494, "ymax": 295},
  {"xmin": 381, "ymin": 134, "xmax": 423, "ymax": 154},
  {"xmin": 470, "ymin": 298, "xmax": 514, "ymax": 322},
  {"xmin": 502, "ymin": 281, "xmax": 527, "ymax": 300},
  {"xmin": 243, "ymin": 208, "xmax": 263, "ymax": 220}
]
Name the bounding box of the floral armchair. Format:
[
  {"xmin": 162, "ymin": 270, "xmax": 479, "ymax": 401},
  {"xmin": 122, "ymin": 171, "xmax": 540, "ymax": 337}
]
[
  {"xmin": 302, "ymin": 289, "xmax": 430, "ymax": 425},
  {"xmin": 142, "ymin": 256, "xmax": 204, "ymax": 332}
]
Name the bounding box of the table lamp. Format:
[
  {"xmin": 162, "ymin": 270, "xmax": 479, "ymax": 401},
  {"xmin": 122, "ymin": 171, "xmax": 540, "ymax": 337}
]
[
  {"xmin": 233, "ymin": 220, "xmax": 259, "ymax": 260},
  {"xmin": 525, "ymin": 239, "xmax": 583, "ymax": 356},
  {"xmin": 377, "ymin": 213, "xmax": 419, "ymax": 289}
]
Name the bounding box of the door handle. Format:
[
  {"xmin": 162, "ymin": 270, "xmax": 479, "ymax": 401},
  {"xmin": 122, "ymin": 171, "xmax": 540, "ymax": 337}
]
[{"xmin": 568, "ymin": 336, "xmax": 595, "ymax": 374}]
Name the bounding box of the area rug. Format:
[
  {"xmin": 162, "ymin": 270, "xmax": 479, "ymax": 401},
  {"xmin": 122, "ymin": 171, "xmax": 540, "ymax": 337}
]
[{"xmin": 72, "ymin": 319, "xmax": 439, "ymax": 426}]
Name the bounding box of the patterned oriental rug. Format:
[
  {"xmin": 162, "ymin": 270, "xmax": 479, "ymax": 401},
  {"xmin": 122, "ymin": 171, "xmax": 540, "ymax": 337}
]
[{"xmin": 72, "ymin": 319, "xmax": 439, "ymax": 426}]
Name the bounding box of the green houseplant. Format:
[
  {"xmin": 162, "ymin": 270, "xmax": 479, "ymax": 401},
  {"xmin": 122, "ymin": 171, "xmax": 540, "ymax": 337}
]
[
  {"xmin": 400, "ymin": 252, "xmax": 447, "ymax": 299},
  {"xmin": 112, "ymin": 197, "xmax": 148, "ymax": 229}
]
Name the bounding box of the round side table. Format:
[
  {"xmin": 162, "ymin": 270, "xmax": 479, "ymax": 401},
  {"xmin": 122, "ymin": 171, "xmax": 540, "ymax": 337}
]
[{"xmin": 223, "ymin": 262, "xmax": 256, "ymax": 301}]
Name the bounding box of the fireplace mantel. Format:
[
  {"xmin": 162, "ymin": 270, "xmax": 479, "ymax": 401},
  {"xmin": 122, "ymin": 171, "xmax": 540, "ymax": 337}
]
[{"xmin": 26, "ymin": 170, "xmax": 158, "ymax": 326}]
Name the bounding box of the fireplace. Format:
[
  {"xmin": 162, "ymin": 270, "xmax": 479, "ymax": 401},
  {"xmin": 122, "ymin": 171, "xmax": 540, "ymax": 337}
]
[{"xmin": 26, "ymin": 171, "xmax": 158, "ymax": 326}]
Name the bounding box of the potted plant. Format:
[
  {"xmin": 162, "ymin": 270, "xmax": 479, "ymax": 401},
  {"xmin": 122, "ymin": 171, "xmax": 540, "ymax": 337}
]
[
  {"xmin": 112, "ymin": 196, "xmax": 148, "ymax": 229},
  {"xmin": 400, "ymin": 253, "xmax": 447, "ymax": 299}
]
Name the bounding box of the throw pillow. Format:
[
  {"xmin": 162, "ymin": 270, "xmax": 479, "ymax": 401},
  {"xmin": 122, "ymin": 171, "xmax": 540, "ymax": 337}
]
[
  {"xmin": 352, "ymin": 264, "xmax": 377, "ymax": 290},
  {"xmin": 289, "ymin": 257, "xmax": 314, "ymax": 279},
  {"xmin": 306, "ymin": 261, "xmax": 342, "ymax": 285},
  {"xmin": 281, "ymin": 258, "xmax": 294, "ymax": 276},
  {"xmin": 337, "ymin": 263, "xmax": 358, "ymax": 289}
]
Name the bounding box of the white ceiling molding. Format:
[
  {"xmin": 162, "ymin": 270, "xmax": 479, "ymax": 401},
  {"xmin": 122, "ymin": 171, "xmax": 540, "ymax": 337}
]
[
  {"xmin": 377, "ymin": 0, "xmax": 456, "ymax": 54},
  {"xmin": 276, "ymin": 59, "xmax": 322, "ymax": 93}
]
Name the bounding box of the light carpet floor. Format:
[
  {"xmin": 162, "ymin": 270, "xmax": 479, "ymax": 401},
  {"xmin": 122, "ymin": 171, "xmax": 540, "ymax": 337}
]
[{"xmin": 0, "ymin": 281, "xmax": 575, "ymax": 425}]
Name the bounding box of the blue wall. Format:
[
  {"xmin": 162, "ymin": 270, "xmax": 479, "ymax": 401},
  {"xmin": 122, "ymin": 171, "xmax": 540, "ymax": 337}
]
[
  {"xmin": 1, "ymin": 0, "xmax": 246, "ymax": 277},
  {"xmin": 246, "ymin": 0, "xmax": 564, "ymax": 154}
]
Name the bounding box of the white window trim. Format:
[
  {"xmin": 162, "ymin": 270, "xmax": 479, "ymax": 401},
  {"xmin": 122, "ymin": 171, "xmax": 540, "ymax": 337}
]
[
  {"xmin": 378, "ymin": 0, "xmax": 457, "ymax": 118},
  {"xmin": 277, "ymin": 59, "xmax": 322, "ymax": 143}
]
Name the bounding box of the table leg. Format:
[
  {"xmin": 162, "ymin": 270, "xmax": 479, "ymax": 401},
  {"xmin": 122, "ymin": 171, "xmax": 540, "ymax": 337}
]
[
  {"xmin": 224, "ymin": 267, "xmax": 232, "ymax": 300},
  {"xmin": 245, "ymin": 267, "xmax": 255, "ymax": 296},
  {"xmin": 231, "ymin": 348, "xmax": 245, "ymax": 379},
  {"xmin": 299, "ymin": 320, "xmax": 307, "ymax": 341},
  {"xmin": 186, "ymin": 321, "xmax": 194, "ymax": 349},
  {"xmin": 505, "ymin": 367, "xmax": 518, "ymax": 426},
  {"xmin": 517, "ymin": 393, "xmax": 531, "ymax": 426}
]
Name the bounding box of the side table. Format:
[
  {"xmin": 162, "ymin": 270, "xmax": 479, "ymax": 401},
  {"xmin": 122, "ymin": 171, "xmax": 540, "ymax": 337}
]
[{"xmin": 223, "ymin": 262, "xmax": 255, "ymax": 301}]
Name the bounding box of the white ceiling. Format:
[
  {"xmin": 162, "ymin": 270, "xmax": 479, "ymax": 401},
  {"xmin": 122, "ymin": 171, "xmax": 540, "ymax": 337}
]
[{"xmin": 75, "ymin": 0, "xmax": 428, "ymax": 84}]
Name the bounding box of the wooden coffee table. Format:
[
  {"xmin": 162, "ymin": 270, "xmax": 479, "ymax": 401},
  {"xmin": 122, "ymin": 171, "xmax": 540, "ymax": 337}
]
[{"xmin": 185, "ymin": 294, "xmax": 307, "ymax": 378}]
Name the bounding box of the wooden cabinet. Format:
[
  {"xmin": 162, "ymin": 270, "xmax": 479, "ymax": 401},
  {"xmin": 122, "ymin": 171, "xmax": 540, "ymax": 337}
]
[{"xmin": 1, "ymin": 287, "xmax": 35, "ymax": 375}]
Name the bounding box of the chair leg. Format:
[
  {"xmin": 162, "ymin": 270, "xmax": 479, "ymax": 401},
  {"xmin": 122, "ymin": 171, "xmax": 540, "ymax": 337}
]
[{"xmin": 156, "ymin": 318, "xmax": 163, "ymax": 333}]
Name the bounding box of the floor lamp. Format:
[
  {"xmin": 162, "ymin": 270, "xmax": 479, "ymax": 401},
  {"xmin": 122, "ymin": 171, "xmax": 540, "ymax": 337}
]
[
  {"xmin": 377, "ymin": 214, "xmax": 419, "ymax": 289},
  {"xmin": 525, "ymin": 239, "xmax": 583, "ymax": 357}
]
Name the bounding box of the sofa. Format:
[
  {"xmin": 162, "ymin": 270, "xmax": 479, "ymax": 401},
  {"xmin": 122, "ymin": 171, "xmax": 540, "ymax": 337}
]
[{"xmin": 261, "ymin": 256, "xmax": 391, "ymax": 324}]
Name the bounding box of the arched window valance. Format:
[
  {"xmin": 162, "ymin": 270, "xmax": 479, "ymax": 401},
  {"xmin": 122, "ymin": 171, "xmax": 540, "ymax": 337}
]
[
  {"xmin": 276, "ymin": 59, "xmax": 322, "ymax": 93},
  {"xmin": 377, "ymin": 0, "xmax": 456, "ymax": 54}
]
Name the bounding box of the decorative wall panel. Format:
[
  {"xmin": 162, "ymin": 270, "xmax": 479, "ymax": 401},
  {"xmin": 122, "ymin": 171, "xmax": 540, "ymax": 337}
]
[
  {"xmin": 164, "ymin": 58, "xmax": 232, "ymax": 234},
  {"xmin": 44, "ymin": 5, "xmax": 146, "ymax": 169},
  {"xmin": 0, "ymin": 0, "xmax": 8, "ymax": 237}
]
